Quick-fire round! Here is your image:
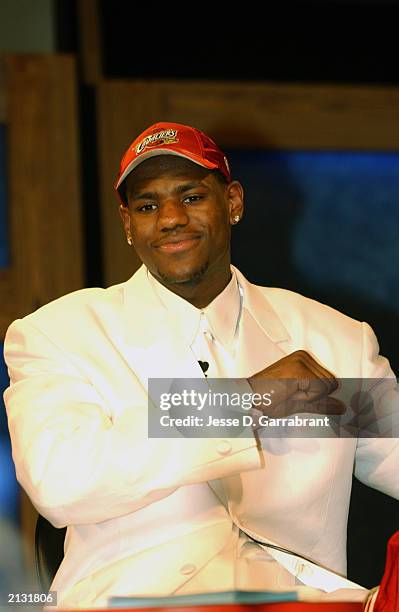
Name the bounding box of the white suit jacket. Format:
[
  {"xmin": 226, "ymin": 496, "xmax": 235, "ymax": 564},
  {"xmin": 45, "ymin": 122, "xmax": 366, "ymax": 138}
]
[{"xmin": 3, "ymin": 265, "xmax": 399, "ymax": 607}]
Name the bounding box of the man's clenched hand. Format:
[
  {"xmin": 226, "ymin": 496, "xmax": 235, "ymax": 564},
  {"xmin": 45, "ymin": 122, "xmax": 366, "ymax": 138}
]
[{"xmin": 248, "ymin": 350, "xmax": 345, "ymax": 418}]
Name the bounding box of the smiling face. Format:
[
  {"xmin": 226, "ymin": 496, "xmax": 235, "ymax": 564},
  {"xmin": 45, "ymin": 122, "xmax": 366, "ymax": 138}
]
[{"xmin": 119, "ymin": 156, "xmax": 244, "ymax": 307}]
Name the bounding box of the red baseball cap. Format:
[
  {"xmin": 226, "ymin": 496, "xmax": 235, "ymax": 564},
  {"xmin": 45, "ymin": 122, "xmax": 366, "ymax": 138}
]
[{"xmin": 115, "ymin": 122, "xmax": 231, "ymax": 205}]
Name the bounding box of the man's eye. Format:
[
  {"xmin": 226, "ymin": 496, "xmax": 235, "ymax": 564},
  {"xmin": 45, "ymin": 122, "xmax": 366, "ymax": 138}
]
[
  {"xmin": 183, "ymin": 195, "xmax": 203, "ymax": 205},
  {"xmin": 137, "ymin": 203, "xmax": 157, "ymax": 212}
]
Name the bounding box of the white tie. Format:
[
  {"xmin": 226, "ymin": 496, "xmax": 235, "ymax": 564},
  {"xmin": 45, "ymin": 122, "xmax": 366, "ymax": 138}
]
[{"xmin": 190, "ymin": 313, "xmax": 235, "ymax": 378}]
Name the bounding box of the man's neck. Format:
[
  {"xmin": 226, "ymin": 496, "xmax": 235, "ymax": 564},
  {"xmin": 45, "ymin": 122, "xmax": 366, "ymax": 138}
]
[{"xmin": 154, "ymin": 267, "xmax": 232, "ymax": 309}]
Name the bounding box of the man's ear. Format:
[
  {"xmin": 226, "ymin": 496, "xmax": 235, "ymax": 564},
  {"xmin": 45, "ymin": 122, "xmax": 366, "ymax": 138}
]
[
  {"xmin": 226, "ymin": 181, "xmax": 244, "ymax": 223},
  {"xmin": 119, "ymin": 204, "xmax": 131, "ymax": 235}
]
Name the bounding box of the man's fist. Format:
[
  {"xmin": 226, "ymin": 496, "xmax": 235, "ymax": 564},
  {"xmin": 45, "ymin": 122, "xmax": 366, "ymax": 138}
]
[{"xmin": 248, "ymin": 350, "xmax": 345, "ymax": 418}]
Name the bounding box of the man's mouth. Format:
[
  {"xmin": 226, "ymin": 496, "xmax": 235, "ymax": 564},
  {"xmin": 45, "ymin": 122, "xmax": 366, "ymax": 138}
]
[{"xmin": 153, "ymin": 234, "xmax": 202, "ymax": 253}]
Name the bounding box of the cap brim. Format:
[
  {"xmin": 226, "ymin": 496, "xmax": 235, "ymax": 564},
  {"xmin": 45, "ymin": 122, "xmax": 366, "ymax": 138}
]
[{"xmin": 115, "ymin": 148, "xmax": 218, "ymax": 190}]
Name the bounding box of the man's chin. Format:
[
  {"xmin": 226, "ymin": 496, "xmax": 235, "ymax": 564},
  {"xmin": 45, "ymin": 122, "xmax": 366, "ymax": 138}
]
[{"xmin": 156, "ymin": 263, "xmax": 209, "ymax": 286}]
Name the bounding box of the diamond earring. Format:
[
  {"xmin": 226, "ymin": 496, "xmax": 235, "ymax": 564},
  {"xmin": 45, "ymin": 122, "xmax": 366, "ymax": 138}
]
[{"xmin": 232, "ymin": 215, "xmax": 240, "ymax": 225}]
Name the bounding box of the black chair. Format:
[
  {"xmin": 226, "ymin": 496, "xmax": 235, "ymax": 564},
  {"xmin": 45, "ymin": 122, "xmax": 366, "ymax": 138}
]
[{"xmin": 35, "ymin": 514, "xmax": 66, "ymax": 592}]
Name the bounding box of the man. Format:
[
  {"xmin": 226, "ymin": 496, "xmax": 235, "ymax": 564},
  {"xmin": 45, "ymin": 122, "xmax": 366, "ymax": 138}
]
[{"xmin": 3, "ymin": 122, "xmax": 398, "ymax": 608}]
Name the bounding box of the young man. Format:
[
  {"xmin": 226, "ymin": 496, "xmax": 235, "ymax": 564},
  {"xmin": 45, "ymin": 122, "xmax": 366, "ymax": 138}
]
[{"xmin": 4, "ymin": 122, "xmax": 398, "ymax": 608}]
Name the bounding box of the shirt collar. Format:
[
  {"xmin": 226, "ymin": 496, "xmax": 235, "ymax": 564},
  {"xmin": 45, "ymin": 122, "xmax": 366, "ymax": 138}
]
[{"xmin": 147, "ymin": 268, "xmax": 241, "ymax": 350}]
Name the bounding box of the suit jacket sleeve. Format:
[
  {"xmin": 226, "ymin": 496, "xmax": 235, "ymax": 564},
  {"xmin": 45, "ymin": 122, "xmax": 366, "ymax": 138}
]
[
  {"xmin": 3, "ymin": 318, "xmax": 262, "ymax": 527},
  {"xmin": 353, "ymin": 321, "xmax": 399, "ymax": 499}
]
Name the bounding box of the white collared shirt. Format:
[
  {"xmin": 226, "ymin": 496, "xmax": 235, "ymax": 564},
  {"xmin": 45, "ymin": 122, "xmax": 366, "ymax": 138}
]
[{"xmin": 147, "ymin": 268, "xmax": 242, "ymax": 377}]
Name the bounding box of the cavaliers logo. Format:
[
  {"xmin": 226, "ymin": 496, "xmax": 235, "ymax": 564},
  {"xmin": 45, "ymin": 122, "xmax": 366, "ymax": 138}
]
[{"xmin": 135, "ymin": 129, "xmax": 179, "ymax": 155}]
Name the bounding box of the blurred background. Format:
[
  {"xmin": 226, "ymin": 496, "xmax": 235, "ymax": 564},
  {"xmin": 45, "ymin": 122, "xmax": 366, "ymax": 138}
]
[{"xmin": 0, "ymin": 0, "xmax": 398, "ymax": 594}]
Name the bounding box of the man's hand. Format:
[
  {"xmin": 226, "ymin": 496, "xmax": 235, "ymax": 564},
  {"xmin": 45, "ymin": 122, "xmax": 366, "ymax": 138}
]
[{"xmin": 248, "ymin": 350, "xmax": 345, "ymax": 418}]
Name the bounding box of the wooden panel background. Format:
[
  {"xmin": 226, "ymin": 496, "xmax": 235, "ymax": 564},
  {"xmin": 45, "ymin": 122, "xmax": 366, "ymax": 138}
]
[
  {"xmin": 0, "ymin": 54, "xmax": 84, "ymax": 338},
  {"xmin": 0, "ymin": 54, "xmax": 84, "ymax": 574},
  {"xmin": 98, "ymin": 79, "xmax": 399, "ymax": 287}
]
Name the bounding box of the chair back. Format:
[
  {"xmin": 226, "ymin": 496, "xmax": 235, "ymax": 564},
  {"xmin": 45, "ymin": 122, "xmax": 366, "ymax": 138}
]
[{"xmin": 35, "ymin": 515, "xmax": 66, "ymax": 592}]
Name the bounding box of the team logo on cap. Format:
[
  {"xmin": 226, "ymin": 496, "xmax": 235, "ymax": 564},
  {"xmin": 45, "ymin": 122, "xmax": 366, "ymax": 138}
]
[{"xmin": 135, "ymin": 129, "xmax": 179, "ymax": 155}]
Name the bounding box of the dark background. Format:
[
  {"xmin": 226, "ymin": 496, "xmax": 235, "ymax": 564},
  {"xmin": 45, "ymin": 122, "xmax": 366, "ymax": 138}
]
[
  {"xmin": 103, "ymin": 2, "xmax": 399, "ymax": 84},
  {"xmin": 57, "ymin": 1, "xmax": 399, "ymax": 84}
]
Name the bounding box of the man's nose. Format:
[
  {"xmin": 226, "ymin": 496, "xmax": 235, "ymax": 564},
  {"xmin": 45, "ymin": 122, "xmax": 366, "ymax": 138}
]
[{"xmin": 158, "ymin": 199, "xmax": 189, "ymax": 230}]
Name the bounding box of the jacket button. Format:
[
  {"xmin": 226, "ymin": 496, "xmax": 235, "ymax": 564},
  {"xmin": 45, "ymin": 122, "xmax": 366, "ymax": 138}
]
[
  {"xmin": 180, "ymin": 563, "xmax": 196, "ymax": 575},
  {"xmin": 216, "ymin": 440, "xmax": 232, "ymax": 455}
]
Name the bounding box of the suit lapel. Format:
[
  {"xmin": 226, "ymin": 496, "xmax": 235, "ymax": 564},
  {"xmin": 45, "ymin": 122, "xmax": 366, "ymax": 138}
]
[
  {"xmin": 234, "ymin": 267, "xmax": 291, "ymax": 344},
  {"xmin": 233, "ymin": 267, "xmax": 292, "ymax": 376}
]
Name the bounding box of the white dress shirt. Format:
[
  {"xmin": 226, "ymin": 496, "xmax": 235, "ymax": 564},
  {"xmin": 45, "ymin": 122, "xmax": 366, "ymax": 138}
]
[{"xmin": 148, "ymin": 269, "xmax": 242, "ymax": 378}]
